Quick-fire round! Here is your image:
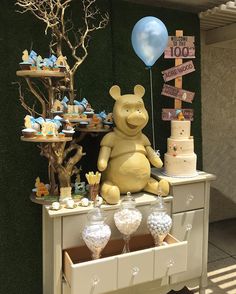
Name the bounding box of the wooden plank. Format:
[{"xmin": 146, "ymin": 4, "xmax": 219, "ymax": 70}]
[
  {"xmin": 16, "ymin": 70, "xmax": 65, "ymax": 78},
  {"xmin": 161, "ymin": 84, "xmax": 195, "ymax": 103},
  {"xmin": 161, "ymin": 60, "xmax": 195, "ymax": 83},
  {"xmin": 175, "ymin": 30, "xmax": 183, "ymax": 109},
  {"xmin": 205, "ymin": 22, "xmax": 236, "ymax": 45},
  {"xmin": 162, "ymin": 109, "xmax": 194, "ymax": 121},
  {"xmin": 21, "ymin": 136, "xmax": 72, "ymax": 143},
  {"xmin": 164, "ymin": 36, "xmax": 195, "ymax": 59}
]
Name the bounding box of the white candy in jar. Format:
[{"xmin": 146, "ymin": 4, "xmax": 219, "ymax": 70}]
[
  {"xmin": 82, "ymin": 224, "xmax": 111, "ymax": 252},
  {"xmin": 147, "ymin": 213, "xmax": 172, "ymax": 237},
  {"xmin": 114, "ymin": 208, "xmax": 142, "ymax": 235}
]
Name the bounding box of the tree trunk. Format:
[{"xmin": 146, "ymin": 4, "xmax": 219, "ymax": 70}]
[
  {"xmin": 57, "ymin": 166, "xmax": 71, "ymax": 187},
  {"xmin": 69, "ymin": 72, "xmax": 75, "ymax": 103},
  {"xmin": 49, "ymin": 164, "xmax": 57, "ymax": 195}
]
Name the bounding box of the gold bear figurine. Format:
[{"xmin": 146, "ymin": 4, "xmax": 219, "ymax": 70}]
[{"xmin": 97, "ymin": 85, "xmax": 169, "ymax": 204}]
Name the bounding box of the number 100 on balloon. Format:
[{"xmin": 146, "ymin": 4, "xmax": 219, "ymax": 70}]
[{"xmin": 164, "ymin": 36, "xmax": 195, "ymax": 59}]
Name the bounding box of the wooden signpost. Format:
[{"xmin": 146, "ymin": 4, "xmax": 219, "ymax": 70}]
[
  {"xmin": 161, "ymin": 60, "xmax": 195, "ymax": 82},
  {"xmin": 161, "ymin": 84, "xmax": 195, "ymax": 103},
  {"xmin": 164, "ymin": 36, "xmax": 195, "ymax": 59},
  {"xmin": 161, "ymin": 30, "xmax": 195, "ymax": 120},
  {"xmin": 162, "ymin": 109, "xmax": 194, "ymax": 121}
]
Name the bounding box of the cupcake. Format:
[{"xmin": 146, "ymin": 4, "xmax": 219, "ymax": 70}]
[
  {"xmin": 62, "ymin": 129, "xmax": 75, "ymax": 137},
  {"xmin": 58, "ymin": 65, "xmax": 66, "ymax": 72},
  {"xmin": 84, "ymin": 111, "xmax": 94, "ymax": 118},
  {"xmin": 19, "ymin": 62, "xmax": 32, "ymax": 70},
  {"xmin": 42, "ymin": 66, "xmax": 50, "ymax": 71},
  {"xmin": 58, "ymin": 132, "xmax": 65, "ymax": 139},
  {"xmin": 30, "ymin": 65, "xmax": 37, "ymax": 71},
  {"xmin": 79, "ymin": 121, "xmax": 89, "ymax": 128},
  {"xmin": 22, "ymin": 128, "xmax": 37, "ymax": 138},
  {"xmin": 103, "ymin": 121, "xmax": 113, "ymax": 129},
  {"xmin": 46, "ymin": 131, "xmax": 54, "ymax": 139},
  {"xmin": 52, "ymin": 66, "xmax": 60, "ymax": 72},
  {"xmin": 36, "ymin": 132, "xmax": 44, "ymax": 139}
]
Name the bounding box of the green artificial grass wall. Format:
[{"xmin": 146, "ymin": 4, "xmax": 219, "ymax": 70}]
[{"xmin": 0, "ymin": 0, "xmax": 201, "ymax": 293}]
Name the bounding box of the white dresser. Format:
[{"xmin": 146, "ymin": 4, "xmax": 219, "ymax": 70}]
[{"xmin": 43, "ymin": 170, "xmax": 215, "ymax": 294}]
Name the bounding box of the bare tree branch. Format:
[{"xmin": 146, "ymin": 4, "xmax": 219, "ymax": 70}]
[
  {"xmin": 13, "ymin": 81, "xmax": 41, "ymax": 116},
  {"xmin": 25, "ymin": 78, "xmax": 47, "ymax": 117},
  {"xmin": 16, "ymin": 0, "xmax": 109, "ymax": 101}
]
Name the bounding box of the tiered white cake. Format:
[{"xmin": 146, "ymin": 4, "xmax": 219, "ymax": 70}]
[{"xmin": 164, "ymin": 120, "xmax": 197, "ymax": 177}]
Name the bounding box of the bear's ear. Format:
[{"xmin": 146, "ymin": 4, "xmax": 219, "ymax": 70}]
[
  {"xmin": 134, "ymin": 85, "xmax": 145, "ymax": 98},
  {"xmin": 109, "ymin": 85, "xmax": 121, "ymax": 100}
]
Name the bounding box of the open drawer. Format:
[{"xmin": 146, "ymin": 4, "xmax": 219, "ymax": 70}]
[{"xmin": 63, "ymin": 234, "xmax": 187, "ymax": 294}]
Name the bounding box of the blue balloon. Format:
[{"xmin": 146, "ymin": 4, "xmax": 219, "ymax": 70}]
[{"xmin": 131, "ymin": 16, "xmax": 168, "ymax": 67}]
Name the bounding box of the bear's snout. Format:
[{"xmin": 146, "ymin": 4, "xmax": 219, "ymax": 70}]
[{"xmin": 126, "ymin": 112, "xmax": 147, "ymax": 127}]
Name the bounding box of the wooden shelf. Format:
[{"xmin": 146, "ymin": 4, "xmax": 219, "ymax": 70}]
[
  {"xmin": 63, "ymin": 117, "xmax": 91, "ymax": 123},
  {"xmin": 46, "ymin": 193, "xmax": 173, "ymax": 218},
  {"xmin": 21, "ymin": 136, "xmax": 72, "ymax": 143},
  {"xmin": 30, "ymin": 193, "xmax": 82, "ymax": 205},
  {"xmin": 77, "ymin": 128, "xmax": 111, "ymax": 133},
  {"xmin": 16, "ymin": 70, "xmax": 66, "ymax": 78}
]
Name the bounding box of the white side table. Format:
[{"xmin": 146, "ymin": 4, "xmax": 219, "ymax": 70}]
[{"xmin": 42, "ymin": 171, "xmax": 215, "ymax": 294}]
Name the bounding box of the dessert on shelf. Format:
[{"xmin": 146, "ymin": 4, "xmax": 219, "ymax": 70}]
[
  {"xmin": 19, "ymin": 49, "xmax": 67, "ymax": 73},
  {"xmin": 15, "ymin": 0, "xmax": 110, "ymax": 206},
  {"xmin": 21, "ymin": 115, "xmax": 71, "ymax": 141},
  {"xmin": 164, "ymin": 111, "xmax": 197, "ymax": 177}
]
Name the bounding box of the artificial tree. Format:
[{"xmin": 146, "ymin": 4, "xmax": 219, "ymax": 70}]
[{"xmin": 15, "ymin": 0, "xmax": 109, "ymax": 197}]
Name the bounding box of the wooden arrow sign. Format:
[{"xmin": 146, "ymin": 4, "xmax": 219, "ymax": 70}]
[
  {"xmin": 164, "ymin": 36, "xmax": 195, "ymax": 59},
  {"xmin": 161, "ymin": 84, "xmax": 195, "ymax": 103},
  {"xmin": 162, "ymin": 109, "xmax": 194, "ymax": 121},
  {"xmin": 162, "ymin": 60, "xmax": 195, "ymax": 82}
]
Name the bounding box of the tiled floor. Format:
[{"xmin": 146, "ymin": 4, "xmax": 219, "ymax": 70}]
[{"xmin": 191, "ymin": 218, "xmax": 236, "ymax": 294}]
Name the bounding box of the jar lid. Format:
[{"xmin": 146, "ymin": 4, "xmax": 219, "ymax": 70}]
[
  {"xmin": 152, "ymin": 196, "xmax": 167, "ymax": 212},
  {"xmin": 87, "ymin": 207, "xmax": 105, "ymax": 223},
  {"xmin": 121, "ymin": 192, "xmax": 136, "ymax": 209}
]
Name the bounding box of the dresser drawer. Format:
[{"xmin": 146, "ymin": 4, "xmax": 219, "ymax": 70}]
[
  {"xmin": 117, "ymin": 247, "xmax": 154, "ymax": 288},
  {"xmin": 171, "ymin": 182, "xmax": 204, "ymax": 213},
  {"xmin": 64, "ymin": 247, "xmax": 117, "ymax": 294},
  {"xmin": 63, "ymin": 234, "xmax": 187, "ymax": 294},
  {"xmin": 170, "ymin": 209, "xmax": 204, "ymax": 284},
  {"xmin": 154, "ymin": 235, "xmax": 187, "ymax": 279}
]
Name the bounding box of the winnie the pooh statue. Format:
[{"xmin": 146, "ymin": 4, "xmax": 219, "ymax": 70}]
[{"xmin": 97, "ymin": 85, "xmax": 169, "ymax": 204}]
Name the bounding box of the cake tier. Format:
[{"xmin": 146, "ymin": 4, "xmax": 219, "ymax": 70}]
[
  {"xmin": 171, "ymin": 120, "xmax": 190, "ymax": 139},
  {"xmin": 167, "ymin": 138, "xmax": 194, "ymax": 155},
  {"xmin": 164, "ymin": 153, "xmax": 197, "ymax": 177}
]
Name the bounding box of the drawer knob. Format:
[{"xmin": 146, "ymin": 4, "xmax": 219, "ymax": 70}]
[
  {"xmin": 91, "ymin": 276, "xmax": 100, "ymax": 286},
  {"xmin": 132, "ymin": 266, "xmax": 140, "ymax": 276},
  {"xmin": 186, "ymin": 224, "xmax": 192, "ymax": 231},
  {"xmin": 186, "ymin": 194, "xmax": 194, "ymax": 205},
  {"xmin": 167, "ymin": 259, "xmax": 175, "ymax": 268}
]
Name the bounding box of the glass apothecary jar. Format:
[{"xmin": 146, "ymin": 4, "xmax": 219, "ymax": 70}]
[
  {"xmin": 82, "ymin": 207, "xmax": 111, "ymax": 259},
  {"xmin": 114, "ymin": 192, "xmax": 142, "ymax": 253},
  {"xmin": 147, "ymin": 196, "xmax": 172, "ymax": 246}
]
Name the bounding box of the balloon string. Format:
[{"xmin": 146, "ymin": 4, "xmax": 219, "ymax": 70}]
[{"xmin": 149, "ymin": 67, "xmax": 156, "ymax": 150}]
